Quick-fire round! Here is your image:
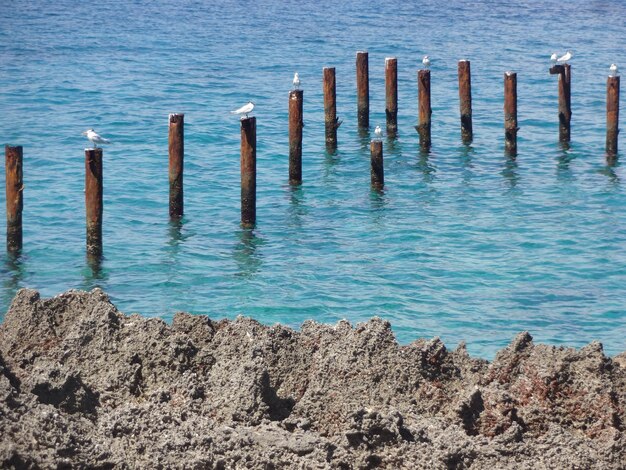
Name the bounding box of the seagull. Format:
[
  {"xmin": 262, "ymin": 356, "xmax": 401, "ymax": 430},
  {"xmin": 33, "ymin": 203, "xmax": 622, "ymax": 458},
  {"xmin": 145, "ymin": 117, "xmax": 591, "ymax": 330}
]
[
  {"xmin": 374, "ymin": 125, "xmax": 382, "ymax": 140},
  {"xmin": 422, "ymin": 55, "xmax": 431, "ymax": 69},
  {"xmin": 550, "ymin": 52, "xmax": 558, "ymax": 64},
  {"xmin": 231, "ymin": 101, "xmax": 255, "ymax": 119},
  {"xmin": 81, "ymin": 129, "xmax": 110, "ymax": 148},
  {"xmin": 557, "ymin": 51, "xmax": 572, "ymax": 63},
  {"xmin": 293, "ymin": 72, "xmax": 300, "ymax": 90},
  {"xmin": 609, "ymin": 63, "xmax": 619, "ymax": 77}
]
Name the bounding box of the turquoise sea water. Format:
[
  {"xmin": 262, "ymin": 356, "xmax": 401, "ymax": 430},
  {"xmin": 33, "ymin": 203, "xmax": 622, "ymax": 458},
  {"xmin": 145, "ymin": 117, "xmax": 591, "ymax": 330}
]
[{"xmin": 1, "ymin": 0, "xmax": 625, "ymax": 358}]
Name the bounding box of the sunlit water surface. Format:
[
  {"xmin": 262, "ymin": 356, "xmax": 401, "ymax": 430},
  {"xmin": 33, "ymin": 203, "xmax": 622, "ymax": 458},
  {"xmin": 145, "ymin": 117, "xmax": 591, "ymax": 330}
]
[{"xmin": 1, "ymin": 0, "xmax": 625, "ymax": 358}]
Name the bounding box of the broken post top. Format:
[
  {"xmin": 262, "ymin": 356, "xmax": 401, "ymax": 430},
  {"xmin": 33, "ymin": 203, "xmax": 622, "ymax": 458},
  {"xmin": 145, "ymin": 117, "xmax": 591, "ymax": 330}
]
[
  {"xmin": 169, "ymin": 113, "xmax": 184, "ymax": 123},
  {"xmin": 356, "ymin": 50, "xmax": 368, "ymax": 55},
  {"xmin": 549, "ymin": 64, "xmax": 568, "ymax": 75}
]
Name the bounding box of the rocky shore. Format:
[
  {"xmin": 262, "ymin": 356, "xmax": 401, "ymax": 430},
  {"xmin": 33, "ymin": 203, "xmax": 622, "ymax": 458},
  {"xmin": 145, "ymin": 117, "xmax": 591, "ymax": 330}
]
[{"xmin": 1, "ymin": 288, "xmax": 625, "ymax": 468}]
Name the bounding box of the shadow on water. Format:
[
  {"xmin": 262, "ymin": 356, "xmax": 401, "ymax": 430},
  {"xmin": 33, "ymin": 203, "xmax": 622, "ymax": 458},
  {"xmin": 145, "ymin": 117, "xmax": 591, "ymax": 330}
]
[
  {"xmin": 233, "ymin": 229, "xmax": 263, "ymax": 278},
  {"xmin": 369, "ymin": 187, "xmax": 388, "ymax": 228},
  {"xmin": 0, "ymin": 253, "xmax": 25, "ymax": 319},
  {"xmin": 556, "ymin": 143, "xmax": 576, "ymax": 182}
]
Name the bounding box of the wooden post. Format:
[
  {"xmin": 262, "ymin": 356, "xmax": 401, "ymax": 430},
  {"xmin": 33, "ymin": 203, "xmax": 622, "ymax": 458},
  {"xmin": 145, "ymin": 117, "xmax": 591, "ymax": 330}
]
[
  {"xmin": 356, "ymin": 51, "xmax": 369, "ymax": 129},
  {"xmin": 168, "ymin": 113, "xmax": 184, "ymax": 218},
  {"xmin": 241, "ymin": 116, "xmax": 256, "ymax": 228},
  {"xmin": 416, "ymin": 69, "xmax": 432, "ymax": 148},
  {"xmin": 323, "ymin": 67, "xmax": 341, "ymax": 148},
  {"xmin": 385, "ymin": 57, "xmax": 398, "ymax": 136},
  {"xmin": 85, "ymin": 148, "xmax": 103, "ymax": 256},
  {"xmin": 606, "ymin": 75, "xmax": 620, "ymax": 156},
  {"xmin": 458, "ymin": 60, "xmax": 473, "ymax": 144},
  {"xmin": 370, "ymin": 140, "xmax": 384, "ymax": 189},
  {"xmin": 549, "ymin": 64, "xmax": 571, "ymax": 142},
  {"xmin": 5, "ymin": 145, "xmax": 23, "ymax": 253},
  {"xmin": 289, "ymin": 89, "xmax": 304, "ymax": 184},
  {"xmin": 504, "ymin": 72, "xmax": 518, "ymax": 155}
]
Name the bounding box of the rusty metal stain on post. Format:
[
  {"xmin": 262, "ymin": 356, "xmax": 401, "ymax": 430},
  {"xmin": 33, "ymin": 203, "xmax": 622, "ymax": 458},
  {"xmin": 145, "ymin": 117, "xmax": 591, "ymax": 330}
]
[
  {"xmin": 458, "ymin": 60, "xmax": 473, "ymax": 144},
  {"xmin": 289, "ymin": 90, "xmax": 304, "ymax": 185},
  {"xmin": 356, "ymin": 51, "xmax": 369, "ymax": 129},
  {"xmin": 370, "ymin": 140, "xmax": 384, "ymax": 189},
  {"xmin": 323, "ymin": 67, "xmax": 338, "ymax": 149},
  {"xmin": 240, "ymin": 116, "xmax": 256, "ymax": 228},
  {"xmin": 168, "ymin": 113, "xmax": 184, "ymax": 219},
  {"xmin": 416, "ymin": 69, "xmax": 432, "ymax": 148},
  {"xmin": 504, "ymin": 72, "xmax": 518, "ymax": 156},
  {"xmin": 85, "ymin": 148, "xmax": 103, "ymax": 256},
  {"xmin": 385, "ymin": 57, "xmax": 398, "ymax": 136},
  {"xmin": 5, "ymin": 145, "xmax": 23, "ymax": 253},
  {"xmin": 606, "ymin": 76, "xmax": 620, "ymax": 157}
]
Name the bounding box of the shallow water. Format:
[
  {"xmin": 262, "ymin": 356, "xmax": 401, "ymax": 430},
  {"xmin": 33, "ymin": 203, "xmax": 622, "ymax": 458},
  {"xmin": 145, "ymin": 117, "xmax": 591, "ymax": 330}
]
[{"xmin": 1, "ymin": 0, "xmax": 625, "ymax": 358}]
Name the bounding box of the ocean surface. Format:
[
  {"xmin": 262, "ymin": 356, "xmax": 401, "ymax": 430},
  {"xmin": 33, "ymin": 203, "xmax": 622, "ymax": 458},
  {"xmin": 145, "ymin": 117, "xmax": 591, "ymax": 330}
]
[{"xmin": 1, "ymin": 0, "xmax": 625, "ymax": 358}]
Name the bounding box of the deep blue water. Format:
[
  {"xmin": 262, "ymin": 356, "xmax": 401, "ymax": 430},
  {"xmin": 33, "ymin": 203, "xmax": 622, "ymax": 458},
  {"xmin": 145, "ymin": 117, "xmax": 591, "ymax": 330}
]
[{"xmin": 1, "ymin": 0, "xmax": 625, "ymax": 358}]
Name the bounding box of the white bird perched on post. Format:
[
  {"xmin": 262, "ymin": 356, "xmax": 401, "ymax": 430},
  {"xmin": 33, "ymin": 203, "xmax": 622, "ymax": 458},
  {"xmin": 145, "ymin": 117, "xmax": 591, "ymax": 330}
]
[
  {"xmin": 82, "ymin": 129, "xmax": 110, "ymax": 148},
  {"xmin": 422, "ymin": 55, "xmax": 431, "ymax": 69},
  {"xmin": 557, "ymin": 51, "xmax": 572, "ymax": 64},
  {"xmin": 550, "ymin": 52, "xmax": 558, "ymax": 64},
  {"xmin": 374, "ymin": 125, "xmax": 383, "ymax": 140},
  {"xmin": 293, "ymin": 72, "xmax": 300, "ymax": 90},
  {"xmin": 609, "ymin": 63, "xmax": 619, "ymax": 77},
  {"xmin": 231, "ymin": 101, "xmax": 255, "ymax": 119}
]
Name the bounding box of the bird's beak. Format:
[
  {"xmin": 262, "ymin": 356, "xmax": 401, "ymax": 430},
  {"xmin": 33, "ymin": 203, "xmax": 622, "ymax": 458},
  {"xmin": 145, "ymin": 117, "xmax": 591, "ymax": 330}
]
[{"xmin": 81, "ymin": 130, "xmax": 87, "ymax": 136}]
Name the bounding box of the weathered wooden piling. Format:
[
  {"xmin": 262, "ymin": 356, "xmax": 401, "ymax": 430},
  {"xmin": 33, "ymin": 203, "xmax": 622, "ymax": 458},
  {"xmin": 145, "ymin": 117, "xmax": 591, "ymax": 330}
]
[
  {"xmin": 416, "ymin": 69, "xmax": 432, "ymax": 148},
  {"xmin": 323, "ymin": 67, "xmax": 341, "ymax": 148},
  {"xmin": 606, "ymin": 75, "xmax": 620, "ymax": 156},
  {"xmin": 240, "ymin": 116, "xmax": 256, "ymax": 228},
  {"xmin": 168, "ymin": 113, "xmax": 184, "ymax": 218},
  {"xmin": 504, "ymin": 72, "xmax": 518, "ymax": 155},
  {"xmin": 356, "ymin": 51, "xmax": 369, "ymax": 128},
  {"xmin": 385, "ymin": 57, "xmax": 398, "ymax": 136},
  {"xmin": 5, "ymin": 145, "xmax": 23, "ymax": 253},
  {"xmin": 289, "ymin": 89, "xmax": 304, "ymax": 184},
  {"xmin": 370, "ymin": 140, "xmax": 384, "ymax": 189},
  {"xmin": 85, "ymin": 148, "xmax": 103, "ymax": 256},
  {"xmin": 458, "ymin": 60, "xmax": 473, "ymax": 144},
  {"xmin": 549, "ymin": 64, "xmax": 571, "ymax": 142}
]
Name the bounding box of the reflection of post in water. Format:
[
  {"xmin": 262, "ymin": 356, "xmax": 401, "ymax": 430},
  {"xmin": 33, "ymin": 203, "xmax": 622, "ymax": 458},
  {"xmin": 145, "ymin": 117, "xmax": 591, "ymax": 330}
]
[
  {"xmin": 287, "ymin": 185, "xmax": 307, "ymax": 229},
  {"xmin": 234, "ymin": 229, "xmax": 263, "ymax": 278},
  {"xmin": 459, "ymin": 144, "xmax": 475, "ymax": 186},
  {"xmin": 4, "ymin": 252, "xmax": 25, "ymax": 292},
  {"xmin": 417, "ymin": 147, "xmax": 436, "ymax": 182},
  {"xmin": 82, "ymin": 252, "xmax": 108, "ymax": 293},
  {"xmin": 167, "ymin": 218, "xmax": 184, "ymax": 247},
  {"xmin": 501, "ymin": 154, "xmax": 520, "ymax": 189}
]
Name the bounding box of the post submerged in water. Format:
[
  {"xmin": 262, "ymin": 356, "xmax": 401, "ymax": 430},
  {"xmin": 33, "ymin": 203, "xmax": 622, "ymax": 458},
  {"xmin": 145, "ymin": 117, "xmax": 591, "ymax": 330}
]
[
  {"xmin": 289, "ymin": 89, "xmax": 304, "ymax": 185},
  {"xmin": 323, "ymin": 67, "xmax": 341, "ymax": 149},
  {"xmin": 5, "ymin": 145, "xmax": 23, "ymax": 253},
  {"xmin": 356, "ymin": 51, "xmax": 369, "ymax": 129},
  {"xmin": 504, "ymin": 71, "xmax": 518, "ymax": 155},
  {"xmin": 240, "ymin": 116, "xmax": 256, "ymax": 228},
  {"xmin": 85, "ymin": 148, "xmax": 103, "ymax": 256},
  {"xmin": 168, "ymin": 113, "xmax": 184, "ymax": 219},
  {"xmin": 606, "ymin": 75, "xmax": 620, "ymax": 157},
  {"xmin": 416, "ymin": 69, "xmax": 432, "ymax": 148},
  {"xmin": 549, "ymin": 64, "xmax": 571, "ymax": 142},
  {"xmin": 370, "ymin": 140, "xmax": 384, "ymax": 190},
  {"xmin": 458, "ymin": 59, "xmax": 473, "ymax": 144},
  {"xmin": 385, "ymin": 57, "xmax": 398, "ymax": 136}
]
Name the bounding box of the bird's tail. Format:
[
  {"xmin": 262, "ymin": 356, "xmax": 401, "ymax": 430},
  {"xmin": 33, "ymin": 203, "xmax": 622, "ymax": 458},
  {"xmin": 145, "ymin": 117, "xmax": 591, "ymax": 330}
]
[{"xmin": 102, "ymin": 138, "xmax": 111, "ymax": 144}]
